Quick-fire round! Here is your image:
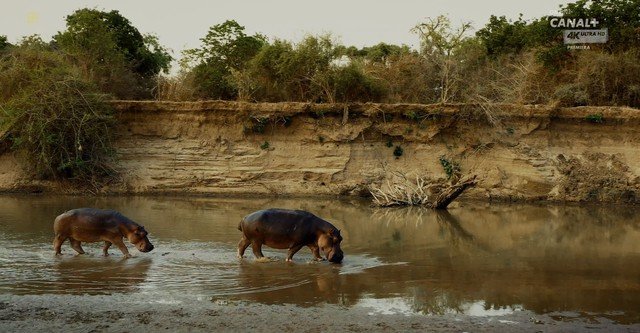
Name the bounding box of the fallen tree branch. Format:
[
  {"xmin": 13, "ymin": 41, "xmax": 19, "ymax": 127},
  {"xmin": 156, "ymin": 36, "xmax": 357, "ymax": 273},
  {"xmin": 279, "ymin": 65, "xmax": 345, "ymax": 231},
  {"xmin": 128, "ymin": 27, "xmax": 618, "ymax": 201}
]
[
  {"xmin": 370, "ymin": 173, "xmax": 477, "ymax": 209},
  {"xmin": 434, "ymin": 175, "xmax": 478, "ymax": 209}
]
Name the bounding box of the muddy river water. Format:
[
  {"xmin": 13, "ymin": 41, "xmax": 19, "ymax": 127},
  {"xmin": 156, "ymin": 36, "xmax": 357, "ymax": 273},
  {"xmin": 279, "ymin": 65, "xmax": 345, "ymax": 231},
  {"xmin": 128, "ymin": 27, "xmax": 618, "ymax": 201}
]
[{"xmin": 1, "ymin": 195, "xmax": 640, "ymax": 325}]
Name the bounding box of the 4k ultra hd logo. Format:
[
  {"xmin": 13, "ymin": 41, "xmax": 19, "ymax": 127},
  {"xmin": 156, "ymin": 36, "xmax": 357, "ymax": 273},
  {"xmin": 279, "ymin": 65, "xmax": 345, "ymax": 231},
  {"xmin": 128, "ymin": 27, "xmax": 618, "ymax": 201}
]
[{"xmin": 549, "ymin": 16, "xmax": 608, "ymax": 48}]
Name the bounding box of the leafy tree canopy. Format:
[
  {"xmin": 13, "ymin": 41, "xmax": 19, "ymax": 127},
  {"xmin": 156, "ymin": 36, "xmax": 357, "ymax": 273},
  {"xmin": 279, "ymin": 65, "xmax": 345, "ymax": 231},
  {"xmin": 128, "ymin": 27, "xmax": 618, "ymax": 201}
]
[
  {"xmin": 347, "ymin": 43, "xmax": 413, "ymax": 63},
  {"xmin": 54, "ymin": 8, "xmax": 172, "ymax": 77},
  {"xmin": 182, "ymin": 20, "xmax": 266, "ymax": 100},
  {"xmin": 561, "ymin": 0, "xmax": 640, "ymax": 50},
  {"xmin": 183, "ymin": 20, "xmax": 266, "ymax": 70},
  {"xmin": 0, "ymin": 35, "xmax": 10, "ymax": 52}
]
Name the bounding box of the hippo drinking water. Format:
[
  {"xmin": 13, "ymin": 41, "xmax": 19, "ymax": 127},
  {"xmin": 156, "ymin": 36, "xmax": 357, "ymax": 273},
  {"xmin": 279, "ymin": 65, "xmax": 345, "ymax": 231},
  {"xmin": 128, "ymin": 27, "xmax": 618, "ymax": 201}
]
[
  {"xmin": 238, "ymin": 208, "xmax": 344, "ymax": 263},
  {"xmin": 53, "ymin": 208, "xmax": 154, "ymax": 257}
]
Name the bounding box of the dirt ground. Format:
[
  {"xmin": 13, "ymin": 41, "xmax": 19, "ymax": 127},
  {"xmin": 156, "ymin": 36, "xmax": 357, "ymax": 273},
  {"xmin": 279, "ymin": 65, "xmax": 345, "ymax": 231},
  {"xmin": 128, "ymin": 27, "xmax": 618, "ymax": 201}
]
[{"xmin": 1, "ymin": 294, "xmax": 638, "ymax": 333}]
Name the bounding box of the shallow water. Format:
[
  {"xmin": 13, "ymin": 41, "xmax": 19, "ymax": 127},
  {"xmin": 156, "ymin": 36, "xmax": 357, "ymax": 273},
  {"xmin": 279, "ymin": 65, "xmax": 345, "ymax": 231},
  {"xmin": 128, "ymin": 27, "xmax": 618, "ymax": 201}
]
[{"xmin": 1, "ymin": 195, "xmax": 639, "ymax": 323}]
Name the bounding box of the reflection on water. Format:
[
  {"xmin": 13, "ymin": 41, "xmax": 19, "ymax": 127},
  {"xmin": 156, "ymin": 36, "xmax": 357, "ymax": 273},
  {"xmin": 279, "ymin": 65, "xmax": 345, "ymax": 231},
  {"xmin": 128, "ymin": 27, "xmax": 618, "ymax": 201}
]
[
  {"xmin": 357, "ymin": 297, "xmax": 523, "ymax": 317},
  {"xmin": 1, "ymin": 195, "xmax": 640, "ymax": 323}
]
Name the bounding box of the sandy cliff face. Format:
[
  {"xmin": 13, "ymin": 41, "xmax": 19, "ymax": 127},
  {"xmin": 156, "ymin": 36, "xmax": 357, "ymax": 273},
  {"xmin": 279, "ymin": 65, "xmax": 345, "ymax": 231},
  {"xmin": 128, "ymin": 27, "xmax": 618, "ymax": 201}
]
[{"xmin": 2, "ymin": 101, "xmax": 640, "ymax": 203}]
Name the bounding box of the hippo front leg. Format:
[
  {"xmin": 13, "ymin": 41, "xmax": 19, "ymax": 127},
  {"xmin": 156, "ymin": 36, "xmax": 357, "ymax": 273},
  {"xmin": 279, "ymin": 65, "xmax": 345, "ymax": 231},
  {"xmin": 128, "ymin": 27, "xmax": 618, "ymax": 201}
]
[
  {"xmin": 112, "ymin": 238, "xmax": 131, "ymax": 257},
  {"xmin": 308, "ymin": 244, "xmax": 325, "ymax": 261}
]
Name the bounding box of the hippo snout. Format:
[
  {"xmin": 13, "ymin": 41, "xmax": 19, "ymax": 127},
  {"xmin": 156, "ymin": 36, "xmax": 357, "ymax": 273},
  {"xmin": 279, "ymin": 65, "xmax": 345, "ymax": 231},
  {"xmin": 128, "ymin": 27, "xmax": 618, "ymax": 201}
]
[
  {"xmin": 329, "ymin": 250, "xmax": 344, "ymax": 263},
  {"xmin": 139, "ymin": 242, "xmax": 154, "ymax": 253}
]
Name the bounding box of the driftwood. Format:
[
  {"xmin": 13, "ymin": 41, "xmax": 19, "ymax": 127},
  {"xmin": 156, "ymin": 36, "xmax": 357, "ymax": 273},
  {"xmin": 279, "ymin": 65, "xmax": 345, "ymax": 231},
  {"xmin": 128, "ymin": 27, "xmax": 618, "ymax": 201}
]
[
  {"xmin": 434, "ymin": 175, "xmax": 477, "ymax": 209},
  {"xmin": 370, "ymin": 174, "xmax": 477, "ymax": 209}
]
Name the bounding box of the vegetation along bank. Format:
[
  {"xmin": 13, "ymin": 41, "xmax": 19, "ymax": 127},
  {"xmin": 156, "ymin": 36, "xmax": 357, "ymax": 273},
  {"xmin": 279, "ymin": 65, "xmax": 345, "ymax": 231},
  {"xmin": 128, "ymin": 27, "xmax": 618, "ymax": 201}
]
[{"xmin": 1, "ymin": 0, "xmax": 640, "ymax": 204}]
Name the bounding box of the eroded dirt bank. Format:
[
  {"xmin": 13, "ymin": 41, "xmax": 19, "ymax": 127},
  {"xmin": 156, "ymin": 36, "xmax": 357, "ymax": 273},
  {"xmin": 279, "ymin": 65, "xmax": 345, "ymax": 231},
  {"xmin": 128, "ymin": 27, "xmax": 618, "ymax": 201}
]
[{"xmin": 2, "ymin": 101, "xmax": 640, "ymax": 203}]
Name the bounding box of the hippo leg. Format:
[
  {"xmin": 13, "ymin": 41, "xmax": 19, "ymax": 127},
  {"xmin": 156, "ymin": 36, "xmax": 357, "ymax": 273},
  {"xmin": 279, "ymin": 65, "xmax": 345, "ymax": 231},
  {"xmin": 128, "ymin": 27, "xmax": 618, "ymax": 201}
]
[
  {"xmin": 237, "ymin": 238, "xmax": 251, "ymax": 259},
  {"xmin": 308, "ymin": 245, "xmax": 325, "ymax": 261},
  {"xmin": 53, "ymin": 235, "xmax": 66, "ymax": 255},
  {"xmin": 111, "ymin": 238, "xmax": 131, "ymax": 257},
  {"xmin": 69, "ymin": 238, "xmax": 85, "ymax": 255},
  {"xmin": 102, "ymin": 241, "xmax": 112, "ymax": 256},
  {"xmin": 251, "ymin": 242, "xmax": 265, "ymax": 259},
  {"xmin": 286, "ymin": 245, "xmax": 305, "ymax": 262}
]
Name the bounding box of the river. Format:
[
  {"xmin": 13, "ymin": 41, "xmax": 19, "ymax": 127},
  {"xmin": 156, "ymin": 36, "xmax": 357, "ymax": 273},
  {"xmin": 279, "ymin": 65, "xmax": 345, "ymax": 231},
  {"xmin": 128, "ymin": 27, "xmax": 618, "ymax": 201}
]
[{"xmin": 1, "ymin": 195, "xmax": 639, "ymax": 325}]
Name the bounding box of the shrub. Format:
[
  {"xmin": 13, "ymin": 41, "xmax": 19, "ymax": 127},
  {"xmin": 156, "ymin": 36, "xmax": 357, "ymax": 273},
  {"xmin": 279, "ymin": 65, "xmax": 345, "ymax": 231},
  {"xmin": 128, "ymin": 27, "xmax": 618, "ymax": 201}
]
[
  {"xmin": 393, "ymin": 146, "xmax": 404, "ymax": 158},
  {"xmin": 585, "ymin": 113, "xmax": 604, "ymax": 124},
  {"xmin": 439, "ymin": 156, "xmax": 460, "ymax": 179},
  {"xmin": 0, "ymin": 39, "xmax": 116, "ymax": 182}
]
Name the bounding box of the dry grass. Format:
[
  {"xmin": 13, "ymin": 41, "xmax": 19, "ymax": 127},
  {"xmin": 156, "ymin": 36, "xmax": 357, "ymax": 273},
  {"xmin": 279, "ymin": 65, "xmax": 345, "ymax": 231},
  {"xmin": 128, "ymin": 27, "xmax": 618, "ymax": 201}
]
[
  {"xmin": 369, "ymin": 172, "xmax": 477, "ymax": 208},
  {"xmin": 370, "ymin": 173, "xmax": 435, "ymax": 207}
]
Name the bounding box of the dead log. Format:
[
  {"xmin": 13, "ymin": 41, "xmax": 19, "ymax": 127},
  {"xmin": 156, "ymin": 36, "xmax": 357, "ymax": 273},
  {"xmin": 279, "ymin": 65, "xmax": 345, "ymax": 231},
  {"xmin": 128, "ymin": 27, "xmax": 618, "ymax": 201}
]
[{"xmin": 434, "ymin": 175, "xmax": 478, "ymax": 209}]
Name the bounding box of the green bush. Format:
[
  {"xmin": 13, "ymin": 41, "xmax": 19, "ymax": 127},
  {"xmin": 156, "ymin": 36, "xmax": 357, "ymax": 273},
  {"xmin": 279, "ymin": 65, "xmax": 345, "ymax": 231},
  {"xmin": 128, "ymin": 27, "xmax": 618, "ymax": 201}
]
[
  {"xmin": 585, "ymin": 113, "xmax": 604, "ymax": 124},
  {"xmin": 54, "ymin": 9, "xmax": 172, "ymax": 99},
  {"xmin": 0, "ymin": 38, "xmax": 116, "ymax": 181},
  {"xmin": 439, "ymin": 156, "xmax": 461, "ymax": 179},
  {"xmin": 393, "ymin": 146, "xmax": 404, "ymax": 158}
]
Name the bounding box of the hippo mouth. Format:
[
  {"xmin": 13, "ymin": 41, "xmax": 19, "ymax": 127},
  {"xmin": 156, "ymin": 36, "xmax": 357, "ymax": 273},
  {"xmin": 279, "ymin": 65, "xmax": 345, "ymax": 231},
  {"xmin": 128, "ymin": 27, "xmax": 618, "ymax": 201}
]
[
  {"xmin": 138, "ymin": 243, "xmax": 154, "ymax": 253},
  {"xmin": 327, "ymin": 249, "xmax": 344, "ymax": 263}
]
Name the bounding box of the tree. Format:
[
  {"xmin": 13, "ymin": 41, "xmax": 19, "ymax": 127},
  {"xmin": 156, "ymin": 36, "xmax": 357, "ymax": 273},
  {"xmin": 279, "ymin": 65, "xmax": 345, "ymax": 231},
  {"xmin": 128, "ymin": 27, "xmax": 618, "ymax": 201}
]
[
  {"xmin": 0, "ymin": 35, "xmax": 10, "ymax": 52},
  {"xmin": 476, "ymin": 15, "xmax": 530, "ymax": 57},
  {"xmin": 246, "ymin": 34, "xmax": 340, "ymax": 102},
  {"xmin": 412, "ymin": 15, "xmax": 472, "ymax": 102},
  {"xmin": 328, "ymin": 62, "xmax": 385, "ymax": 103},
  {"xmin": 358, "ymin": 42, "xmax": 411, "ymax": 64},
  {"xmin": 182, "ymin": 20, "xmax": 266, "ymax": 100},
  {"xmin": 54, "ymin": 8, "xmax": 172, "ymax": 99},
  {"xmin": 244, "ymin": 39, "xmax": 295, "ymax": 101},
  {"xmin": 561, "ymin": 0, "xmax": 640, "ymax": 51}
]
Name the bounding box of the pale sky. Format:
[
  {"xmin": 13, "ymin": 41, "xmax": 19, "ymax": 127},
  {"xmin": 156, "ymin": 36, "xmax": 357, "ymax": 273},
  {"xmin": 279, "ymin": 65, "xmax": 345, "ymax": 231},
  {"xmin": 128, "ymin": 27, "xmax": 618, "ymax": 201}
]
[{"xmin": 2, "ymin": 1, "xmax": 571, "ymax": 59}]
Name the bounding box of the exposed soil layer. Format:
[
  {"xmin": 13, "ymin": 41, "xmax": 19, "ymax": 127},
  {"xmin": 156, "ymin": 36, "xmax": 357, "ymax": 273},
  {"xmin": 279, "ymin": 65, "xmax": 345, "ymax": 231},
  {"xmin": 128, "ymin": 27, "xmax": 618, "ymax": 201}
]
[{"xmin": 2, "ymin": 101, "xmax": 640, "ymax": 204}]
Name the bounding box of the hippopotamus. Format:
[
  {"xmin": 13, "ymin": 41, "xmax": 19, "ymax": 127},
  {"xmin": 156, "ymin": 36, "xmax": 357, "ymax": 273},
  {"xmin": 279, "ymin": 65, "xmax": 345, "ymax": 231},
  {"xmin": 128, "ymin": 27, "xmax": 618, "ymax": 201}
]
[
  {"xmin": 237, "ymin": 208, "xmax": 344, "ymax": 263},
  {"xmin": 53, "ymin": 208, "xmax": 154, "ymax": 257}
]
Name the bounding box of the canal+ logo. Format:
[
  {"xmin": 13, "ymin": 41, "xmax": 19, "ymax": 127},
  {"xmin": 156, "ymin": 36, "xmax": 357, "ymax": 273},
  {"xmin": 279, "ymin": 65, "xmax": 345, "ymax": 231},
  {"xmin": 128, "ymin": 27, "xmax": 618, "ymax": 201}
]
[
  {"xmin": 548, "ymin": 15, "xmax": 608, "ymax": 48},
  {"xmin": 548, "ymin": 17, "xmax": 600, "ymax": 28}
]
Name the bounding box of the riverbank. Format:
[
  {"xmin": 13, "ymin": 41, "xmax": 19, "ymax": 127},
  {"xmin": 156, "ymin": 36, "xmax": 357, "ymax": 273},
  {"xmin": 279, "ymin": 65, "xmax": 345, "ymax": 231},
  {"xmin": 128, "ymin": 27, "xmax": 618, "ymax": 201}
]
[
  {"xmin": 2, "ymin": 294, "xmax": 638, "ymax": 333},
  {"xmin": 2, "ymin": 101, "xmax": 640, "ymax": 204}
]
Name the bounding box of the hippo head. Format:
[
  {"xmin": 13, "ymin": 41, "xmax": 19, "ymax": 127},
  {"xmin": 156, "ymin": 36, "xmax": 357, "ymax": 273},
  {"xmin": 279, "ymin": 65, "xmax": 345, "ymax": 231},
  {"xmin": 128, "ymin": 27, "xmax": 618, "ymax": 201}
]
[
  {"xmin": 319, "ymin": 228, "xmax": 344, "ymax": 263},
  {"xmin": 128, "ymin": 226, "xmax": 155, "ymax": 253}
]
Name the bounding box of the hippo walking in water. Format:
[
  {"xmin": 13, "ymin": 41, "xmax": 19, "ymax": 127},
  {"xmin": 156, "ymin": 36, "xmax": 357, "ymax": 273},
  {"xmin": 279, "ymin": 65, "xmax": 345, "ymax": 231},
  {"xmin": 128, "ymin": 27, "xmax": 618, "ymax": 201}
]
[
  {"xmin": 238, "ymin": 208, "xmax": 344, "ymax": 263},
  {"xmin": 53, "ymin": 208, "xmax": 154, "ymax": 257}
]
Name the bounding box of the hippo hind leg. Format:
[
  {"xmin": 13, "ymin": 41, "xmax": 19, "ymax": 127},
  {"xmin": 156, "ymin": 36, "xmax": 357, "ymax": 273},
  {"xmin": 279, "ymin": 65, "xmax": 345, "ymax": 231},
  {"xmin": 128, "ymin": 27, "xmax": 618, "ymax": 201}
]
[
  {"xmin": 102, "ymin": 241, "xmax": 112, "ymax": 256},
  {"xmin": 286, "ymin": 244, "xmax": 305, "ymax": 262},
  {"xmin": 53, "ymin": 234, "xmax": 66, "ymax": 255},
  {"xmin": 237, "ymin": 237, "xmax": 251, "ymax": 259},
  {"xmin": 251, "ymin": 242, "xmax": 265, "ymax": 259},
  {"xmin": 69, "ymin": 238, "xmax": 85, "ymax": 255}
]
